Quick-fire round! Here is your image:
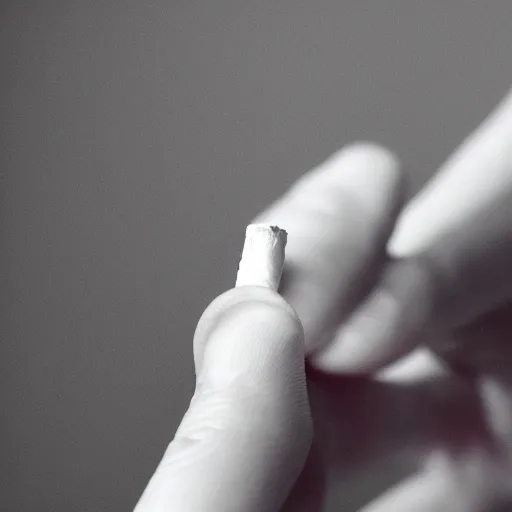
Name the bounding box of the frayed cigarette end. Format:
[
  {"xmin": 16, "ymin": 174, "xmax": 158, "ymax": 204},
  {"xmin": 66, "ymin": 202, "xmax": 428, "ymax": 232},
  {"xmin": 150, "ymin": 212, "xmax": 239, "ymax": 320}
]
[{"xmin": 235, "ymin": 224, "xmax": 288, "ymax": 291}]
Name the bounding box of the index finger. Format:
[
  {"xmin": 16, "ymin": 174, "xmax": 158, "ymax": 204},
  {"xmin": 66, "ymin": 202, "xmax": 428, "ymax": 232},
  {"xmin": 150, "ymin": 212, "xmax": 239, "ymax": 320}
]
[{"xmin": 252, "ymin": 143, "xmax": 405, "ymax": 355}]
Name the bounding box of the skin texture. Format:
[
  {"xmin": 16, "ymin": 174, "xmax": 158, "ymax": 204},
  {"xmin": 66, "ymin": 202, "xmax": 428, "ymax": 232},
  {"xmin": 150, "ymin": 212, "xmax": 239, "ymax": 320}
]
[
  {"xmin": 135, "ymin": 288, "xmax": 314, "ymax": 512},
  {"xmin": 135, "ymin": 88, "xmax": 512, "ymax": 511}
]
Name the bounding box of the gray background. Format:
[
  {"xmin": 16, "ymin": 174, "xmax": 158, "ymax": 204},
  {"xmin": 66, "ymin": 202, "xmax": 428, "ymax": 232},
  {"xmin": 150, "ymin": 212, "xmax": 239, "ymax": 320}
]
[{"xmin": 2, "ymin": 2, "xmax": 512, "ymax": 510}]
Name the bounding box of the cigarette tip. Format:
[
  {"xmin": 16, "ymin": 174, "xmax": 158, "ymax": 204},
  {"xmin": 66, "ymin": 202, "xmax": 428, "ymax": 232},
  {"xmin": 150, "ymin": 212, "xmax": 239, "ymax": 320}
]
[
  {"xmin": 235, "ymin": 223, "xmax": 288, "ymax": 290},
  {"xmin": 246, "ymin": 223, "xmax": 287, "ymax": 240}
]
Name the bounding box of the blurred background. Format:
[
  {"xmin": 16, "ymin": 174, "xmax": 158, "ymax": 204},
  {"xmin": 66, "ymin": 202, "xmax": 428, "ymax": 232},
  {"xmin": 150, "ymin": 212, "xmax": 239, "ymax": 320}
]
[{"xmin": 2, "ymin": 2, "xmax": 512, "ymax": 510}]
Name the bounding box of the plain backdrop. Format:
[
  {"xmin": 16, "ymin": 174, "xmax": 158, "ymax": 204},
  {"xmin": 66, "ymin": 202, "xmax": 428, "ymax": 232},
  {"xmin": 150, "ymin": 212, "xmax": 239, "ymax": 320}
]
[{"xmin": 2, "ymin": 2, "xmax": 512, "ymax": 511}]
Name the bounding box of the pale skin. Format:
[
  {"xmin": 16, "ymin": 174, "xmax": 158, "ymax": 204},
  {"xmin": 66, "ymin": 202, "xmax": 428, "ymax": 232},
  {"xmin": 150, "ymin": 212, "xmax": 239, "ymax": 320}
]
[{"xmin": 134, "ymin": 88, "xmax": 512, "ymax": 511}]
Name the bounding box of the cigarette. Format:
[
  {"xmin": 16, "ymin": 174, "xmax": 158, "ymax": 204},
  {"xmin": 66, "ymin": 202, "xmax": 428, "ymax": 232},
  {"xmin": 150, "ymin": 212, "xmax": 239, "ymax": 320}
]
[{"xmin": 235, "ymin": 224, "xmax": 288, "ymax": 291}]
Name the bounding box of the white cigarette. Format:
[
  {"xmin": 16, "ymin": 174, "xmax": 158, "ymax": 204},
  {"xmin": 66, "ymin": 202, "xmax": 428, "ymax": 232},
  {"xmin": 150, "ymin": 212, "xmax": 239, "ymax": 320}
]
[{"xmin": 235, "ymin": 224, "xmax": 288, "ymax": 291}]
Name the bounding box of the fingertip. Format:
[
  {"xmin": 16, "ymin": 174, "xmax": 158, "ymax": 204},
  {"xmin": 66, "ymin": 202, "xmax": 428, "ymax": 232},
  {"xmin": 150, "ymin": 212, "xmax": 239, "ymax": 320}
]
[
  {"xmin": 292, "ymin": 142, "xmax": 406, "ymax": 237},
  {"xmin": 333, "ymin": 141, "xmax": 400, "ymax": 169},
  {"xmin": 328, "ymin": 142, "xmax": 401, "ymax": 184},
  {"xmin": 193, "ymin": 286, "xmax": 304, "ymax": 377},
  {"xmin": 196, "ymin": 286, "xmax": 302, "ymax": 339},
  {"xmin": 289, "ymin": 142, "xmax": 402, "ymax": 202},
  {"xmin": 137, "ymin": 285, "xmax": 311, "ymax": 512},
  {"xmin": 310, "ymin": 257, "xmax": 435, "ymax": 374},
  {"xmin": 333, "ymin": 142, "xmax": 404, "ymax": 211}
]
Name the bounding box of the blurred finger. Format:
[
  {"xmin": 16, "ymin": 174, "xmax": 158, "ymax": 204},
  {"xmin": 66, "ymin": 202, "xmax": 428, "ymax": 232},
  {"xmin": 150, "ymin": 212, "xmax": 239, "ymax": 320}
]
[
  {"xmin": 390, "ymin": 87, "xmax": 512, "ymax": 257},
  {"xmin": 252, "ymin": 143, "xmax": 405, "ymax": 355},
  {"xmin": 311, "ymin": 255, "xmax": 436, "ymax": 372},
  {"xmin": 376, "ymin": 348, "xmax": 449, "ymax": 384},
  {"xmin": 313, "ymin": 89, "xmax": 512, "ymax": 374}
]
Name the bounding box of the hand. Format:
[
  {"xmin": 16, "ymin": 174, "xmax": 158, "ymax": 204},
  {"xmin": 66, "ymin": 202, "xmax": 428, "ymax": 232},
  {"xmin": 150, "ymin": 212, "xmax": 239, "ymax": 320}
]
[
  {"xmin": 252, "ymin": 140, "xmax": 512, "ymax": 511},
  {"xmin": 265, "ymin": 87, "xmax": 512, "ymax": 509},
  {"xmin": 134, "ymin": 143, "xmax": 406, "ymax": 512},
  {"xmin": 134, "ymin": 88, "xmax": 512, "ymax": 510},
  {"xmin": 300, "ymin": 90, "xmax": 512, "ymax": 508},
  {"xmin": 256, "ymin": 89, "xmax": 512, "ymax": 509},
  {"xmin": 310, "ymin": 90, "xmax": 512, "ymax": 376}
]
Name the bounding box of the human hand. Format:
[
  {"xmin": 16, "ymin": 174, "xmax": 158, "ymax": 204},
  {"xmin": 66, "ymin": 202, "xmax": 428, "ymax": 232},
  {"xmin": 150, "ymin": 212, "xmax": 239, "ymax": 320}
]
[
  {"xmin": 250, "ymin": 141, "xmax": 508, "ymax": 511},
  {"xmin": 133, "ymin": 142, "xmax": 406, "ymax": 512},
  {"xmin": 250, "ymin": 86, "xmax": 512, "ymax": 509},
  {"xmin": 310, "ymin": 90, "xmax": 512, "ymax": 376},
  {"xmin": 302, "ymin": 90, "xmax": 512, "ymax": 510},
  {"xmin": 134, "ymin": 88, "xmax": 512, "ymax": 511},
  {"xmin": 257, "ymin": 89, "xmax": 512, "ymax": 509},
  {"xmin": 132, "ymin": 143, "xmax": 450, "ymax": 511}
]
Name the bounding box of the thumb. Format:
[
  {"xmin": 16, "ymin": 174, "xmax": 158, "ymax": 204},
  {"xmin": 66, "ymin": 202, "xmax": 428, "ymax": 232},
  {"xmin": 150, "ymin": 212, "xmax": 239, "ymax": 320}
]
[{"xmin": 134, "ymin": 286, "xmax": 313, "ymax": 512}]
